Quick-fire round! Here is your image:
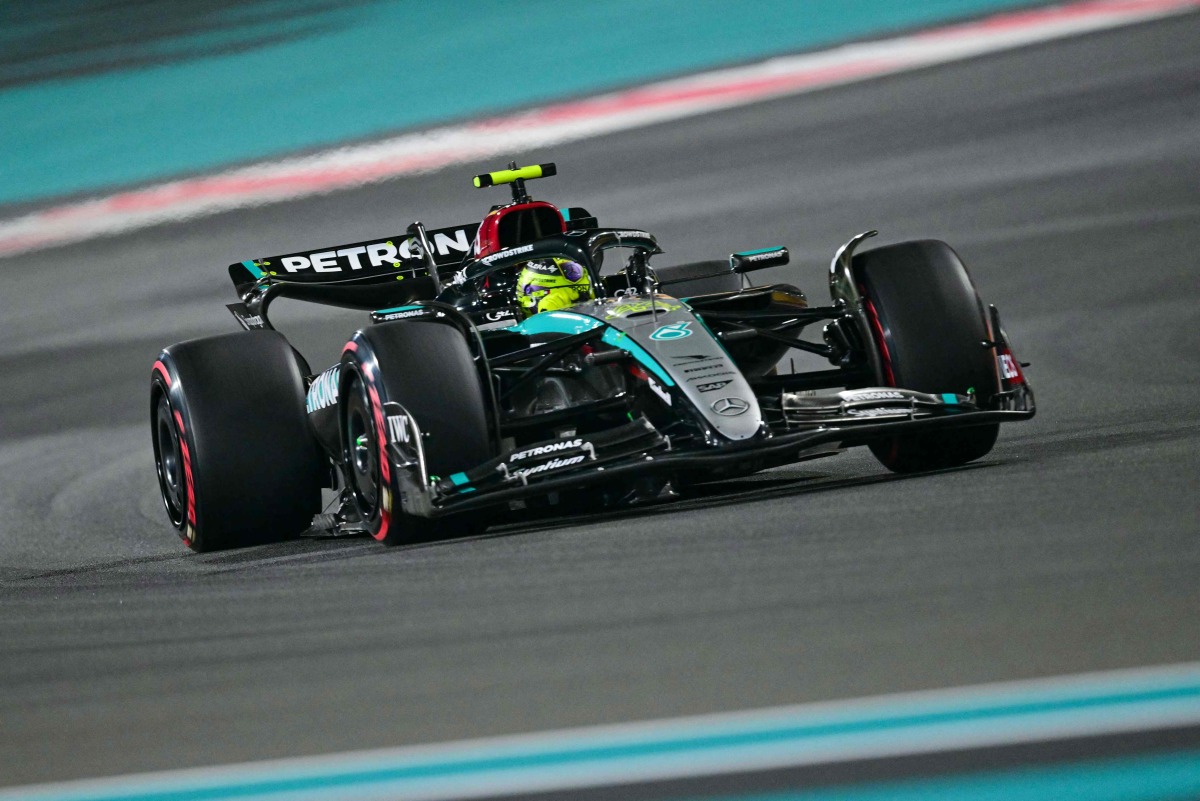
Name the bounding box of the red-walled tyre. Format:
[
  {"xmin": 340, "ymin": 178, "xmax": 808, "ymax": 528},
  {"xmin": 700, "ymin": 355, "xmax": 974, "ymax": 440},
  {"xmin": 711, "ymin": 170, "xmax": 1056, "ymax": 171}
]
[
  {"xmin": 151, "ymin": 331, "xmax": 324, "ymax": 551},
  {"xmin": 853, "ymin": 240, "xmax": 1000, "ymax": 473},
  {"xmin": 340, "ymin": 321, "xmax": 493, "ymax": 546}
]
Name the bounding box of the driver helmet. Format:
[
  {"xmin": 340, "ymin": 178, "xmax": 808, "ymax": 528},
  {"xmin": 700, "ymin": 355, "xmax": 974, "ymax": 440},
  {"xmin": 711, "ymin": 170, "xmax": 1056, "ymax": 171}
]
[{"xmin": 516, "ymin": 258, "xmax": 592, "ymax": 317}]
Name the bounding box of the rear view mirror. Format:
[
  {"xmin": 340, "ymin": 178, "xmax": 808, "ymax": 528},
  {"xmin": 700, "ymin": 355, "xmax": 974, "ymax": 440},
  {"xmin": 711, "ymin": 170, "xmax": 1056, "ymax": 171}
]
[{"xmin": 730, "ymin": 246, "xmax": 789, "ymax": 274}]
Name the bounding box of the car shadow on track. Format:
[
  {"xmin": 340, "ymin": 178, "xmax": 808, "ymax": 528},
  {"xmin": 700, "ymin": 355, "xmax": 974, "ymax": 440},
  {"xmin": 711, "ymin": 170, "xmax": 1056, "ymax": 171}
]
[
  {"xmin": 388, "ymin": 460, "xmax": 999, "ymax": 552},
  {"xmin": 186, "ymin": 459, "xmax": 1000, "ymax": 567},
  {"xmin": 9, "ymin": 461, "xmax": 999, "ymax": 581}
]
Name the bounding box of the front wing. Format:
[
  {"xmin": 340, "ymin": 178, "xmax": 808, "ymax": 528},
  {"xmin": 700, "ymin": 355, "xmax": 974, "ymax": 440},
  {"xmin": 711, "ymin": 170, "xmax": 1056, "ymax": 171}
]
[{"xmin": 383, "ymin": 387, "xmax": 1035, "ymax": 518}]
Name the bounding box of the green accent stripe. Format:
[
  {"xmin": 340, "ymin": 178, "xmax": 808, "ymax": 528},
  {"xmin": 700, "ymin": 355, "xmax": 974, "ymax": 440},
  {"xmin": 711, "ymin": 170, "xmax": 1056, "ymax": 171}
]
[
  {"xmin": 734, "ymin": 246, "xmax": 784, "ymax": 256},
  {"xmin": 374, "ymin": 304, "xmax": 423, "ymax": 314},
  {"xmin": 241, "ymin": 260, "xmax": 264, "ymax": 279},
  {"xmin": 602, "ymin": 329, "xmax": 674, "ymax": 386},
  {"xmin": 941, "ymin": 393, "xmax": 958, "ymax": 405},
  {"xmin": 448, "ymin": 472, "xmax": 469, "ymax": 486},
  {"xmin": 509, "ymin": 311, "xmax": 674, "ymax": 386},
  {"xmin": 510, "ymin": 311, "xmax": 603, "ymax": 337}
]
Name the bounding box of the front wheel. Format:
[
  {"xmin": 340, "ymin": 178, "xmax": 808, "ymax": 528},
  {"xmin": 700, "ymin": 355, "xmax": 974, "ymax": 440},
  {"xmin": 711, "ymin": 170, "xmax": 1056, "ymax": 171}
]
[
  {"xmin": 853, "ymin": 240, "xmax": 1000, "ymax": 473},
  {"xmin": 340, "ymin": 321, "xmax": 494, "ymax": 546}
]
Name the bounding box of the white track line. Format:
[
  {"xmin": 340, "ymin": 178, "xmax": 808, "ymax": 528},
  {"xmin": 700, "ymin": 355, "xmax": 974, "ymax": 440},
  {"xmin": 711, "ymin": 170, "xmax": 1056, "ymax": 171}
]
[{"xmin": 0, "ymin": 0, "xmax": 1196, "ymax": 259}]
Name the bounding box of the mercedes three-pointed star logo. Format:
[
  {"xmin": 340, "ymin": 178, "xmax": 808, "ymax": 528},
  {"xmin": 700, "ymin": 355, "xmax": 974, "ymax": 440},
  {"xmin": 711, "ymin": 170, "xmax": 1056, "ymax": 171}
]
[{"xmin": 710, "ymin": 397, "xmax": 750, "ymax": 416}]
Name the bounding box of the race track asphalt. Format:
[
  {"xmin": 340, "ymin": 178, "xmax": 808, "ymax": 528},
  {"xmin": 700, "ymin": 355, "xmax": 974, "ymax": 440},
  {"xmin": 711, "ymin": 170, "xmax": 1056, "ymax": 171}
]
[{"xmin": 1, "ymin": 12, "xmax": 1198, "ymax": 788}]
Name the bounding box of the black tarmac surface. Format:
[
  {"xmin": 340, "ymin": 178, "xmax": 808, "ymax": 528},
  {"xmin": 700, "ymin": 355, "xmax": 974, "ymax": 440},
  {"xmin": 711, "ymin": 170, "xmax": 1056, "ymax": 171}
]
[{"xmin": 1, "ymin": 12, "xmax": 1198, "ymax": 788}]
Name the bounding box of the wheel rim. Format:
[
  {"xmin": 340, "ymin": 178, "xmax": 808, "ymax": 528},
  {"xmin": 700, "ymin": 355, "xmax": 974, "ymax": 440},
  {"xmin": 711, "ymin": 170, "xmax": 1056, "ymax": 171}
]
[
  {"xmin": 344, "ymin": 374, "xmax": 380, "ymax": 515},
  {"xmin": 153, "ymin": 393, "xmax": 186, "ymax": 527}
]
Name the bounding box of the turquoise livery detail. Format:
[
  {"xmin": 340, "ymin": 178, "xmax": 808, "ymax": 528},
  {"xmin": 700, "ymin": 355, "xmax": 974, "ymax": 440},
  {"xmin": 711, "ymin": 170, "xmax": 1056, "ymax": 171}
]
[{"xmin": 649, "ymin": 322, "xmax": 692, "ymax": 341}]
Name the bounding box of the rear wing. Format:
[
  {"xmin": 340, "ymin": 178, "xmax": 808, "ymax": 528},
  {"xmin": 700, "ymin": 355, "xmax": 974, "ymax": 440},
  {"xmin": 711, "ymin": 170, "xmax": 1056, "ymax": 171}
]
[{"xmin": 228, "ymin": 222, "xmax": 481, "ymax": 294}]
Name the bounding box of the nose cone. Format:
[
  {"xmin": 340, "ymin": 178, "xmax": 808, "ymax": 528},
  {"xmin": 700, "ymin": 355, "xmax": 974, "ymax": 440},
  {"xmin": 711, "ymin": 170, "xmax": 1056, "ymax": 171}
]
[{"xmin": 594, "ymin": 297, "xmax": 763, "ymax": 442}]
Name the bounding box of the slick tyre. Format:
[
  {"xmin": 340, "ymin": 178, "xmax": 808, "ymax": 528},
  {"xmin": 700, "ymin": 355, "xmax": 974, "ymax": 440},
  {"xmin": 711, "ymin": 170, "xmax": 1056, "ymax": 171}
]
[
  {"xmin": 653, "ymin": 260, "xmax": 741, "ymax": 298},
  {"xmin": 853, "ymin": 240, "xmax": 1000, "ymax": 473},
  {"xmin": 151, "ymin": 331, "xmax": 324, "ymax": 551},
  {"xmin": 340, "ymin": 321, "xmax": 493, "ymax": 546}
]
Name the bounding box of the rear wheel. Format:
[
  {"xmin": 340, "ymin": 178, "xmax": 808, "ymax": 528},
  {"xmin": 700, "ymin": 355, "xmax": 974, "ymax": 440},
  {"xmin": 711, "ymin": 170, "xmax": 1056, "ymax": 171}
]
[
  {"xmin": 853, "ymin": 240, "xmax": 999, "ymax": 473},
  {"xmin": 151, "ymin": 331, "xmax": 324, "ymax": 551},
  {"xmin": 341, "ymin": 321, "xmax": 494, "ymax": 546}
]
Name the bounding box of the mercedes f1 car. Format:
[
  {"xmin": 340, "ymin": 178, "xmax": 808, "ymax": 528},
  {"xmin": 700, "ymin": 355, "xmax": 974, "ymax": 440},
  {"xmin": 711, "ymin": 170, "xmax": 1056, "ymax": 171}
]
[{"xmin": 151, "ymin": 162, "xmax": 1035, "ymax": 551}]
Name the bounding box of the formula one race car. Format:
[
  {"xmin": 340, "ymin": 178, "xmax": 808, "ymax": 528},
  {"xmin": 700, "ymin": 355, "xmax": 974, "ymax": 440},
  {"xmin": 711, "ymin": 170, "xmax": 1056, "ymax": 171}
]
[{"xmin": 151, "ymin": 162, "xmax": 1035, "ymax": 551}]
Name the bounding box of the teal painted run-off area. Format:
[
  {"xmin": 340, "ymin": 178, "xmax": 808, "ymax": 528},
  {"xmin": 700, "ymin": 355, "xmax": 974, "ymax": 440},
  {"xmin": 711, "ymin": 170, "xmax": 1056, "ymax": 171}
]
[
  {"xmin": 692, "ymin": 750, "xmax": 1200, "ymax": 801},
  {"xmin": 9, "ymin": 666, "xmax": 1200, "ymax": 801},
  {"xmin": 0, "ymin": 1, "xmax": 1051, "ymax": 208}
]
